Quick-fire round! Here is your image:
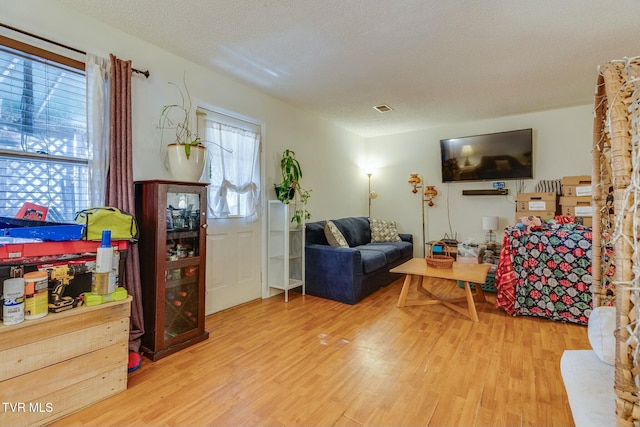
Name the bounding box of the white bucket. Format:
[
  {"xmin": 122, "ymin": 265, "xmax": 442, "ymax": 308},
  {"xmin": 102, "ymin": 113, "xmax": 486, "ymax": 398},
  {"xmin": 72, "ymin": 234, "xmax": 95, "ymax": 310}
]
[{"xmin": 3, "ymin": 277, "xmax": 25, "ymax": 325}]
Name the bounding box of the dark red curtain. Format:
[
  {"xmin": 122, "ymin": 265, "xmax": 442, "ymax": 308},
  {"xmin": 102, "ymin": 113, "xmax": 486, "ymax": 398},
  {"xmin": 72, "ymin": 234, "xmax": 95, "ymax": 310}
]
[{"xmin": 107, "ymin": 54, "xmax": 144, "ymax": 352}]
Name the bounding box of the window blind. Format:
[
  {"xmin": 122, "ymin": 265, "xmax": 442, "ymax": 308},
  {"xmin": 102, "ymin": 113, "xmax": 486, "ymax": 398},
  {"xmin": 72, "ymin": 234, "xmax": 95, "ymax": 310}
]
[{"xmin": 0, "ymin": 42, "xmax": 89, "ymax": 221}]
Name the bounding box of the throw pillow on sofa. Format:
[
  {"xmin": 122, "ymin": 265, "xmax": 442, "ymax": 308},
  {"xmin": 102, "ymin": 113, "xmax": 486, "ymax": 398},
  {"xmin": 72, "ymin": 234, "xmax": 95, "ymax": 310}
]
[
  {"xmin": 324, "ymin": 220, "xmax": 349, "ymax": 247},
  {"xmin": 369, "ymin": 218, "xmax": 401, "ymax": 243},
  {"xmin": 588, "ymin": 306, "xmax": 616, "ymax": 366}
]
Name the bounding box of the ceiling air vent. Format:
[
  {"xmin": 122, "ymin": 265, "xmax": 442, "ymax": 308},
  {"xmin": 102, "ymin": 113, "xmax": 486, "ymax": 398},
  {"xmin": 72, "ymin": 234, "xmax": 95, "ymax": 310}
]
[{"xmin": 373, "ymin": 104, "xmax": 393, "ymax": 113}]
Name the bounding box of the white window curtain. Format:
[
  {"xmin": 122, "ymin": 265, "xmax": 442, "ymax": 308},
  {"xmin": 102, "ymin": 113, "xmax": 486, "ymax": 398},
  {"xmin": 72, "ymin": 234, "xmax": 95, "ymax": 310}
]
[
  {"xmin": 202, "ymin": 119, "xmax": 261, "ymax": 221},
  {"xmin": 86, "ymin": 54, "xmax": 110, "ymax": 207}
]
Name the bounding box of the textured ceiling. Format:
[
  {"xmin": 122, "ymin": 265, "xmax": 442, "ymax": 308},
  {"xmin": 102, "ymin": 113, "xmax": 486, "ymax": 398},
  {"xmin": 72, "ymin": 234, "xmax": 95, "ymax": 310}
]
[{"xmin": 57, "ymin": 0, "xmax": 640, "ymax": 137}]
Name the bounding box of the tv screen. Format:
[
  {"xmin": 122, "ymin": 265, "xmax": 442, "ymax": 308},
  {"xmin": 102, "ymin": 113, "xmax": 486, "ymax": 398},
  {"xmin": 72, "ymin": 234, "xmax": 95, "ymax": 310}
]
[{"xmin": 440, "ymin": 128, "xmax": 533, "ymax": 183}]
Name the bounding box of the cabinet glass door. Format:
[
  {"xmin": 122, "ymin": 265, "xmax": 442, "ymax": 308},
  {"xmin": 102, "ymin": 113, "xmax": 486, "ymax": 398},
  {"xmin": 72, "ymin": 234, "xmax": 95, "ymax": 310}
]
[{"xmin": 164, "ymin": 191, "xmax": 201, "ymax": 341}]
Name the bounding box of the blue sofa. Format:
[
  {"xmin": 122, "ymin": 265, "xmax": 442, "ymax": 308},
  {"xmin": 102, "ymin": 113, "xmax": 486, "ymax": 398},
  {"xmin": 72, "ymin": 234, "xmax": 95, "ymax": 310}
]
[{"xmin": 305, "ymin": 217, "xmax": 413, "ymax": 304}]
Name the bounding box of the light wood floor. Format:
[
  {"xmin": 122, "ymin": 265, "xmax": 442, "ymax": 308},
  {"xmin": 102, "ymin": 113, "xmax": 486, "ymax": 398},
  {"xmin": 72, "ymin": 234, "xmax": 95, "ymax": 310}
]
[{"xmin": 52, "ymin": 276, "xmax": 589, "ymax": 427}]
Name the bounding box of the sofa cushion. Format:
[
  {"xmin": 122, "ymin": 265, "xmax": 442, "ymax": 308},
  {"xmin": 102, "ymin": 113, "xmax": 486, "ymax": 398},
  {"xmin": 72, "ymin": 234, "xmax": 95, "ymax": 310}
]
[
  {"xmin": 324, "ymin": 220, "xmax": 349, "ymax": 247},
  {"xmin": 378, "ymin": 241, "xmax": 414, "ymax": 259},
  {"xmin": 588, "ymin": 306, "xmax": 616, "ymax": 366},
  {"xmin": 354, "ymin": 243, "xmax": 405, "ymax": 264},
  {"xmin": 332, "ymin": 217, "xmax": 371, "ymax": 247},
  {"xmin": 306, "ymin": 221, "xmax": 329, "ymax": 245},
  {"xmin": 357, "ymin": 249, "xmax": 388, "ymax": 274},
  {"xmin": 369, "ymin": 218, "xmax": 401, "ymax": 242}
]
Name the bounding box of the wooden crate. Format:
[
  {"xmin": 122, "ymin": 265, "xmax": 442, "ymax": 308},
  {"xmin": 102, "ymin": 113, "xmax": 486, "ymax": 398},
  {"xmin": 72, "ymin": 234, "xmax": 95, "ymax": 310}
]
[{"xmin": 0, "ymin": 296, "xmax": 131, "ymax": 426}]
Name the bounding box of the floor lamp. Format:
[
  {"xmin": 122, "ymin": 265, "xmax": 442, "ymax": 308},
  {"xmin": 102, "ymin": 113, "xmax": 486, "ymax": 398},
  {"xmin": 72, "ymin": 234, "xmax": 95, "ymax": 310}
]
[
  {"xmin": 408, "ymin": 173, "xmax": 438, "ymax": 257},
  {"xmin": 367, "ymin": 173, "xmax": 377, "ymax": 217}
]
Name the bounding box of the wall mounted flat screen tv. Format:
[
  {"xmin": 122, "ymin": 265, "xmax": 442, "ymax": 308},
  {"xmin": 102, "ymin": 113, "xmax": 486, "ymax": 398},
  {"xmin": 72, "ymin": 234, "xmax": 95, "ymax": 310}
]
[{"xmin": 440, "ymin": 128, "xmax": 533, "ymax": 183}]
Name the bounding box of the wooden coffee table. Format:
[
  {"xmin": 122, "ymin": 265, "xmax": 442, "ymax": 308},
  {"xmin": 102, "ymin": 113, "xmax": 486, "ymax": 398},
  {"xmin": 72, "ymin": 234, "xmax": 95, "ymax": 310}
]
[{"xmin": 390, "ymin": 258, "xmax": 491, "ymax": 322}]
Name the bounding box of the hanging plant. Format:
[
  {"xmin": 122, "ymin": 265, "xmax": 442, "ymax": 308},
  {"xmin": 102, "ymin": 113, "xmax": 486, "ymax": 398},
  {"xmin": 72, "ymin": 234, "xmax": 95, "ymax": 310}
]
[{"xmin": 158, "ymin": 78, "xmax": 202, "ymax": 159}]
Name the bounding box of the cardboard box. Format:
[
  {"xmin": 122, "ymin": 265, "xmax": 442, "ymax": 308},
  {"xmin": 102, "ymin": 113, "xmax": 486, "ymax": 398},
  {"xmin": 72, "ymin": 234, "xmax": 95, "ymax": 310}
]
[
  {"xmin": 574, "ymin": 217, "xmax": 593, "ymax": 227},
  {"xmin": 516, "ymin": 192, "xmax": 557, "ymax": 212},
  {"xmin": 560, "ymin": 196, "xmax": 593, "ymax": 217},
  {"xmin": 562, "ymin": 175, "xmax": 592, "ymax": 197},
  {"xmin": 39, "ymin": 257, "xmax": 95, "ymax": 312},
  {"xmin": 515, "ymin": 211, "xmax": 556, "ymax": 222}
]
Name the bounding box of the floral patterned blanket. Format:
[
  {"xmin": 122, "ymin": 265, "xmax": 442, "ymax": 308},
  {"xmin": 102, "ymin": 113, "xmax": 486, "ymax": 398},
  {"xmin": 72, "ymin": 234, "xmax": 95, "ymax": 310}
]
[{"xmin": 495, "ymin": 224, "xmax": 592, "ymax": 325}]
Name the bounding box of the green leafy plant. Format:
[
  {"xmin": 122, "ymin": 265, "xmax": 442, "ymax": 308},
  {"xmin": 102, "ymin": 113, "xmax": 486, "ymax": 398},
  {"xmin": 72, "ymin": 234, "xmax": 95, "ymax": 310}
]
[
  {"xmin": 291, "ymin": 188, "xmax": 312, "ymax": 227},
  {"xmin": 158, "ymin": 78, "xmax": 202, "ymax": 158},
  {"xmin": 275, "ymin": 149, "xmax": 311, "ymax": 226}
]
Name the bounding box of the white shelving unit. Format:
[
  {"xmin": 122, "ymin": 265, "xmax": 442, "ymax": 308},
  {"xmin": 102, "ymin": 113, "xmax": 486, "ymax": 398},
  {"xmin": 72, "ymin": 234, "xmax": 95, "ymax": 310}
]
[{"xmin": 268, "ymin": 200, "xmax": 305, "ymax": 302}]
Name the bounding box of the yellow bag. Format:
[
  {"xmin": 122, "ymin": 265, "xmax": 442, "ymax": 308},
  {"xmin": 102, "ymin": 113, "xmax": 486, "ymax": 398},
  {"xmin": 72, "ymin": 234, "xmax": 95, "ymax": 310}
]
[{"xmin": 74, "ymin": 207, "xmax": 139, "ymax": 241}]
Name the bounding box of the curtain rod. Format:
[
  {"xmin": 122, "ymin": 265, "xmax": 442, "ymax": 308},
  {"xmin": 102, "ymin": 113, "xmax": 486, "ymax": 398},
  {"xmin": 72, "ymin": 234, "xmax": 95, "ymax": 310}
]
[{"xmin": 0, "ymin": 22, "xmax": 150, "ymax": 78}]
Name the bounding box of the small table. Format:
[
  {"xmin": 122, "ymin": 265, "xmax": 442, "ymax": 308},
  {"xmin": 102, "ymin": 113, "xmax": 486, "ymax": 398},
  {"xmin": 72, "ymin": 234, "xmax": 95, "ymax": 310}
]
[{"xmin": 391, "ymin": 258, "xmax": 491, "ymax": 322}]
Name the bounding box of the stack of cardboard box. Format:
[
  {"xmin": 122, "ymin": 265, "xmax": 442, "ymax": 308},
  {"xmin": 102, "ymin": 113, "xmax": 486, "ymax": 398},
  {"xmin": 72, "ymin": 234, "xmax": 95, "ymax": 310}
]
[
  {"xmin": 559, "ymin": 175, "xmax": 593, "ymax": 226},
  {"xmin": 515, "ymin": 192, "xmax": 558, "ymax": 221}
]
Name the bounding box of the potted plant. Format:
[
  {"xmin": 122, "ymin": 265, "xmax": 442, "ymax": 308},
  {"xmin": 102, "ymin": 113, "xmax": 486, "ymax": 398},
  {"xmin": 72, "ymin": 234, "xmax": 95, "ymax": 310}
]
[
  {"xmin": 274, "ymin": 149, "xmax": 299, "ymax": 200},
  {"xmin": 291, "ymin": 187, "xmax": 312, "ymax": 227},
  {"xmin": 158, "ymin": 78, "xmax": 206, "ymax": 182},
  {"xmin": 275, "ymin": 149, "xmax": 311, "ymax": 226}
]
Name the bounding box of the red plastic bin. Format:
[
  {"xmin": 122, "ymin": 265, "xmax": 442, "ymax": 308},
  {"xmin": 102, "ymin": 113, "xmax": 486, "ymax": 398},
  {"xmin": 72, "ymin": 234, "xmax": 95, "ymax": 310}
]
[{"xmin": 0, "ymin": 240, "xmax": 129, "ymax": 264}]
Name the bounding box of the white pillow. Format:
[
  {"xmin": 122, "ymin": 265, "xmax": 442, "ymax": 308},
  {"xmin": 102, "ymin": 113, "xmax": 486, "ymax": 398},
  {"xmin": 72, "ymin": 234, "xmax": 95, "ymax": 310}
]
[
  {"xmin": 324, "ymin": 220, "xmax": 349, "ymax": 248},
  {"xmin": 588, "ymin": 306, "xmax": 616, "ymax": 366}
]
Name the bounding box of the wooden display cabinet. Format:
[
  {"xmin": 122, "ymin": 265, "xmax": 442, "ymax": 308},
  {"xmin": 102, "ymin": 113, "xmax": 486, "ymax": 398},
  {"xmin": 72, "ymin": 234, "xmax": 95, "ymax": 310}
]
[{"xmin": 135, "ymin": 180, "xmax": 209, "ymax": 361}]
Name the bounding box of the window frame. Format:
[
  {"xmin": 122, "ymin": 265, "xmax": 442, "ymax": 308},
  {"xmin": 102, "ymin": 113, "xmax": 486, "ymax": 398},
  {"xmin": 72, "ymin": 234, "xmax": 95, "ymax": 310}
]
[
  {"xmin": 0, "ymin": 34, "xmax": 89, "ymax": 221},
  {"xmin": 0, "ymin": 35, "xmax": 84, "ymax": 72}
]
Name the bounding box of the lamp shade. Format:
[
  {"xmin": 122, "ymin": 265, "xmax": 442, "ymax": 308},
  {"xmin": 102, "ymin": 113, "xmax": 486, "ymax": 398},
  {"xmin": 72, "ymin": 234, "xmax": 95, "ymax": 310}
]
[
  {"xmin": 424, "ymin": 185, "xmax": 438, "ymax": 198},
  {"xmin": 407, "ymin": 173, "xmax": 421, "ymax": 185},
  {"xmin": 482, "ymin": 216, "xmax": 499, "ymax": 231},
  {"xmin": 461, "ymin": 145, "xmax": 474, "ymax": 157}
]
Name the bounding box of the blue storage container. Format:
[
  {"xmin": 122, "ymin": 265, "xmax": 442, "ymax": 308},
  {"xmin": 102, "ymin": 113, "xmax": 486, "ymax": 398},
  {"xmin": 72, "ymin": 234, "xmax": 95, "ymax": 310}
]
[
  {"xmin": 457, "ymin": 272, "xmax": 497, "ymax": 293},
  {"xmin": 0, "ymin": 217, "xmax": 84, "ymax": 242}
]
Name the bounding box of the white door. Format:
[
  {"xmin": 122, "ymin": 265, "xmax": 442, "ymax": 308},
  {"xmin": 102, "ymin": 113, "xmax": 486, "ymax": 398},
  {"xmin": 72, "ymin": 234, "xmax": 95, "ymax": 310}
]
[
  {"xmin": 205, "ymin": 217, "xmax": 261, "ymax": 314},
  {"xmin": 197, "ymin": 107, "xmax": 263, "ymax": 315}
]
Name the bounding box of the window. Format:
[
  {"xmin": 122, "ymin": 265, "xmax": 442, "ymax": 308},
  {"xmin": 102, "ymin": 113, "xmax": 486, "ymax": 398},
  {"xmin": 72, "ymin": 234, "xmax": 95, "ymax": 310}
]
[
  {"xmin": 197, "ymin": 108, "xmax": 261, "ymax": 220},
  {"xmin": 0, "ymin": 36, "xmax": 88, "ymax": 222}
]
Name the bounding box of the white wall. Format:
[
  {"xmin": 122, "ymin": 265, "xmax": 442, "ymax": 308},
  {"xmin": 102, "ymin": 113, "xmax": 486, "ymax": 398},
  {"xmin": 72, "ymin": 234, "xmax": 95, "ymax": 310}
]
[
  {"xmin": 3, "ymin": 1, "xmax": 595, "ymax": 257},
  {"xmin": 2, "ymin": 0, "xmax": 366, "ymax": 223},
  {"xmin": 365, "ymin": 105, "xmax": 593, "ymax": 256}
]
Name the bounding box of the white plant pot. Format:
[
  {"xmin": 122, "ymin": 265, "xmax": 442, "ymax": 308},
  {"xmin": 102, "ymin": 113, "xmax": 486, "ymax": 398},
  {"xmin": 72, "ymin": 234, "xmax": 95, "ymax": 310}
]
[{"xmin": 167, "ymin": 144, "xmax": 206, "ymax": 182}]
